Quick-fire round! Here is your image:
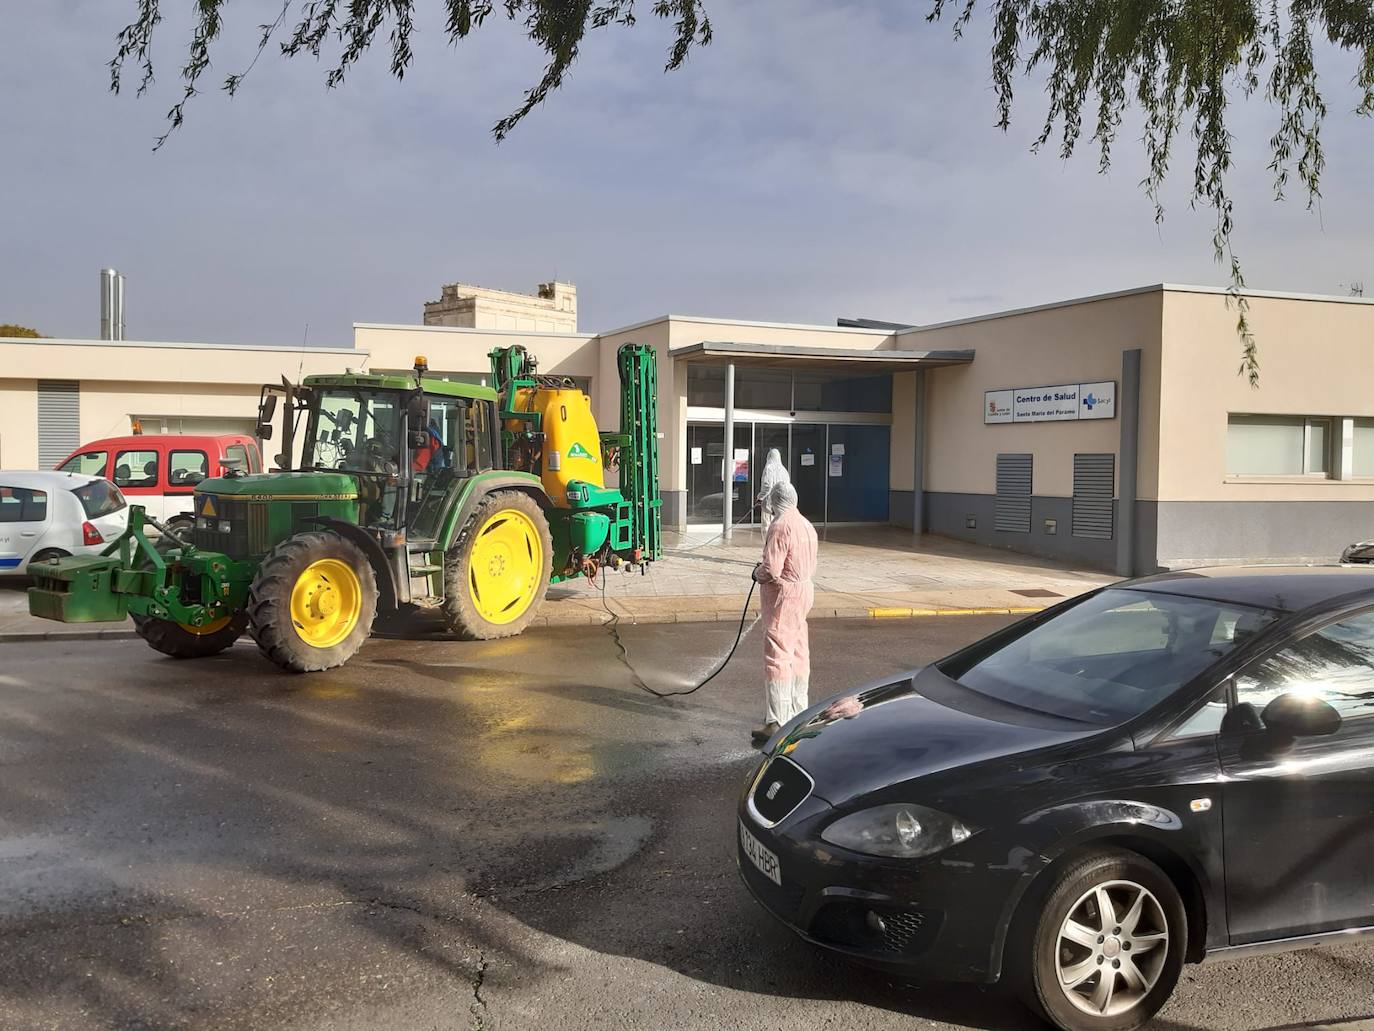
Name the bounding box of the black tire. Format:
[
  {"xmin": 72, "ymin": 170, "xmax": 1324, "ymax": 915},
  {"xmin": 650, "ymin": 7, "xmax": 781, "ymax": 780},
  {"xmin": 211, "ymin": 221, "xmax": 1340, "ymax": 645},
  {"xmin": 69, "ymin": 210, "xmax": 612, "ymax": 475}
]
[
  {"xmin": 163, "ymin": 514, "xmax": 196, "ymax": 541},
  {"xmin": 29, "ymin": 548, "xmax": 70, "ymax": 565},
  {"xmin": 135, "ymin": 610, "xmax": 249, "ymax": 659},
  {"xmin": 442, "ymin": 490, "xmax": 552, "ymax": 641},
  {"xmin": 1014, "ymin": 848, "xmax": 1186, "ymax": 1031},
  {"xmin": 247, "ymin": 530, "xmax": 378, "ymax": 673},
  {"xmin": 131, "ymin": 537, "xmax": 248, "ymax": 659}
]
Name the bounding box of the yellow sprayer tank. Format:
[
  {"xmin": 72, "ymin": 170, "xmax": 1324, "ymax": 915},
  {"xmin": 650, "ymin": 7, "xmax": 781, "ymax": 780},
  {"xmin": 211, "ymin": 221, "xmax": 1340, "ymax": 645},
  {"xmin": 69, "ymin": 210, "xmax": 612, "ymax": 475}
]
[{"xmin": 513, "ymin": 386, "xmax": 605, "ymax": 506}]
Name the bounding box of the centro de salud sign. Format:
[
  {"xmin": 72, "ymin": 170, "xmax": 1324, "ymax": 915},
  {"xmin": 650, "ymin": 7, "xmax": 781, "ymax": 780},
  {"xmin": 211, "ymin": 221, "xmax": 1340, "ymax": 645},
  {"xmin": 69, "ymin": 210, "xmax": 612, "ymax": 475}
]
[{"xmin": 984, "ymin": 381, "xmax": 1116, "ymax": 424}]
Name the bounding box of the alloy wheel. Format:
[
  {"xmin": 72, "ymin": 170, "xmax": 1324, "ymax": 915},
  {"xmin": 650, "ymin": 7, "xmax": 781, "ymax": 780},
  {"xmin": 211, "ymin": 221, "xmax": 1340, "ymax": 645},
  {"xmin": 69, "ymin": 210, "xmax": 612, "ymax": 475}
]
[{"xmin": 1054, "ymin": 878, "xmax": 1169, "ymax": 1018}]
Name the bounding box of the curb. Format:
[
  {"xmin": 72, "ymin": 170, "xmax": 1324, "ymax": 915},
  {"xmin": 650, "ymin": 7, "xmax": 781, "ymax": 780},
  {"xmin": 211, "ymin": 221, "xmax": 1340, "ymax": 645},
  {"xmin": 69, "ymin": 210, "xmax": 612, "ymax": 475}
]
[
  {"xmin": 0, "ymin": 602, "xmax": 1048, "ymax": 643},
  {"xmin": 868, "ymin": 605, "xmax": 1043, "ymax": 619}
]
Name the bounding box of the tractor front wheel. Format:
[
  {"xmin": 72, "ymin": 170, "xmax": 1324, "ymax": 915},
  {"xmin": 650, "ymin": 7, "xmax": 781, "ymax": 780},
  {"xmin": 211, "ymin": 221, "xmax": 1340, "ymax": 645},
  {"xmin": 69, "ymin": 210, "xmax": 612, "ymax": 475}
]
[
  {"xmin": 443, "ymin": 490, "xmax": 552, "ymax": 640},
  {"xmin": 135, "ymin": 611, "xmax": 249, "ymax": 660},
  {"xmin": 248, "ymin": 531, "xmax": 378, "ymax": 673}
]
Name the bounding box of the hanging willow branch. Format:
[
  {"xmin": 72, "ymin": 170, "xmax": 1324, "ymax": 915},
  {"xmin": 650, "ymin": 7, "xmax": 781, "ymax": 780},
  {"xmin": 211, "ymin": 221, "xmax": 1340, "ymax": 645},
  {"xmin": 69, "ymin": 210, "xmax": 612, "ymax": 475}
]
[
  {"xmin": 930, "ymin": 0, "xmax": 1374, "ymax": 385},
  {"xmin": 109, "ymin": 0, "xmax": 711, "ymax": 149}
]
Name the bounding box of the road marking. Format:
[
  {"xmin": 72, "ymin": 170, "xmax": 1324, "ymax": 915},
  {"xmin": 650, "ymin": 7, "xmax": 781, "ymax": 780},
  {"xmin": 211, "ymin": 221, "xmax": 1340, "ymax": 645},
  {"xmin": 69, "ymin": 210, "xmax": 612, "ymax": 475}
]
[{"xmin": 868, "ymin": 606, "xmax": 1042, "ymax": 619}]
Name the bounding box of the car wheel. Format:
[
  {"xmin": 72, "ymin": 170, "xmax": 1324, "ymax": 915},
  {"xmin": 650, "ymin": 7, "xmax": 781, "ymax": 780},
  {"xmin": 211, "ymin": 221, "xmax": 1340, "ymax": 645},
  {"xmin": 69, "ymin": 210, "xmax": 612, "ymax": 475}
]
[
  {"xmin": 30, "ymin": 549, "xmax": 70, "ymax": 565},
  {"xmin": 1018, "ymin": 848, "xmax": 1185, "ymax": 1031}
]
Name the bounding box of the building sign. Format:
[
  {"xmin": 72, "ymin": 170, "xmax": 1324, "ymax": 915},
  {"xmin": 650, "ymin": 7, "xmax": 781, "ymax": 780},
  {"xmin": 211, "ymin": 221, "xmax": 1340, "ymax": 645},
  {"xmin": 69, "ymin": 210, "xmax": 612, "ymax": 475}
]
[{"xmin": 984, "ymin": 381, "xmax": 1116, "ymax": 424}]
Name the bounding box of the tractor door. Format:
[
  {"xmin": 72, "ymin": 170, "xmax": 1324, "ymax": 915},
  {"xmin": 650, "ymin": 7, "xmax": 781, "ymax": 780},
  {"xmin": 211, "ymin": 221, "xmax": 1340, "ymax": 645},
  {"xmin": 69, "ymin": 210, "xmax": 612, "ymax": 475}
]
[{"xmin": 408, "ymin": 397, "xmax": 496, "ymax": 540}]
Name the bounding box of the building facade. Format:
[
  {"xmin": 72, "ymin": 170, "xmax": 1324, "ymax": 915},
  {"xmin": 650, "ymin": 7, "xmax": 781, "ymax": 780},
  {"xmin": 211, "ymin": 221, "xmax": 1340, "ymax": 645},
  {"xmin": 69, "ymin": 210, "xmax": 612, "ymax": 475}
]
[
  {"xmin": 4, "ymin": 283, "xmax": 1371, "ymax": 574},
  {"xmin": 422, "ymin": 280, "xmax": 577, "ymax": 334}
]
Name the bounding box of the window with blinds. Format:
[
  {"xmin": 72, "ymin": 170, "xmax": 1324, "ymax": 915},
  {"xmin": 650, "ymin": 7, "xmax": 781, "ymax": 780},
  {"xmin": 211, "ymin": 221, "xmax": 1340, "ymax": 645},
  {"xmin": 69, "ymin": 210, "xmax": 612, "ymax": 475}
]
[
  {"xmin": 1072, "ymin": 453, "xmax": 1115, "ymax": 540},
  {"xmin": 994, "ymin": 453, "xmax": 1032, "ymax": 533},
  {"xmin": 37, "ymin": 380, "xmax": 80, "ymax": 469}
]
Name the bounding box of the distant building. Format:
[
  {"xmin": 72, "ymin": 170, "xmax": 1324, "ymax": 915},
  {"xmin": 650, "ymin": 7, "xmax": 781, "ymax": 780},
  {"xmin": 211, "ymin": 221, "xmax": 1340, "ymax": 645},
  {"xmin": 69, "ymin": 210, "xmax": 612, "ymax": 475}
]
[{"xmin": 423, "ymin": 280, "xmax": 577, "ymax": 334}]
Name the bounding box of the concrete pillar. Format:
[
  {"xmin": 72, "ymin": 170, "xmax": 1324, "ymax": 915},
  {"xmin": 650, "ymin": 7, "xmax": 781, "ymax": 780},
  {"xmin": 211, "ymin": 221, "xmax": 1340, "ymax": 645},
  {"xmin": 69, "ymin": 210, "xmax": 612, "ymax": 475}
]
[
  {"xmin": 722, "ymin": 362, "xmax": 735, "ymax": 542},
  {"xmin": 1116, "ymin": 348, "xmax": 1141, "ymax": 578},
  {"xmin": 912, "ymin": 367, "xmax": 927, "ymax": 537}
]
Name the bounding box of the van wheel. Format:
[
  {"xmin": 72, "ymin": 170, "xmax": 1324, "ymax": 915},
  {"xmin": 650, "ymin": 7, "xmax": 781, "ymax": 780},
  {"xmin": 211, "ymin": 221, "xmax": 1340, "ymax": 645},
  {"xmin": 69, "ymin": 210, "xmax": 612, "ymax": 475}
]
[
  {"xmin": 442, "ymin": 490, "xmax": 551, "ymax": 640},
  {"xmin": 248, "ymin": 531, "xmax": 378, "ymax": 673},
  {"xmin": 1015, "ymin": 849, "xmax": 1185, "ymax": 1031}
]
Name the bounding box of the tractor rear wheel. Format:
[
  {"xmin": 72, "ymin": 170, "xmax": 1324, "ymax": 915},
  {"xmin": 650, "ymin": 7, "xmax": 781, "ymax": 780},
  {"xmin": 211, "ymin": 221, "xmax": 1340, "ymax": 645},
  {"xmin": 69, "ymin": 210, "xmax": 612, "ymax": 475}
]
[
  {"xmin": 443, "ymin": 490, "xmax": 552, "ymax": 640},
  {"xmin": 247, "ymin": 530, "xmax": 378, "ymax": 673},
  {"xmin": 132, "ymin": 537, "xmax": 248, "ymax": 659}
]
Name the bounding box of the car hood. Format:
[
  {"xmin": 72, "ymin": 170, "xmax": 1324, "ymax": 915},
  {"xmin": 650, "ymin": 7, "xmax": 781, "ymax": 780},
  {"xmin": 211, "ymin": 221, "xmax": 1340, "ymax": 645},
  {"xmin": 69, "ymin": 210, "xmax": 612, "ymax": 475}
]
[{"xmin": 773, "ymin": 666, "xmax": 1099, "ymax": 808}]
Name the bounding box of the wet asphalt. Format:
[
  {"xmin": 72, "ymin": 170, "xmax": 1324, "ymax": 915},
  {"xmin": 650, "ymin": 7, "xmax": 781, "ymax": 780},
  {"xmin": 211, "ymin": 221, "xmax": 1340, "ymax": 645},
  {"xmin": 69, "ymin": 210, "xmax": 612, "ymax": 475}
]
[{"xmin": 1, "ymin": 613, "xmax": 1373, "ymax": 1031}]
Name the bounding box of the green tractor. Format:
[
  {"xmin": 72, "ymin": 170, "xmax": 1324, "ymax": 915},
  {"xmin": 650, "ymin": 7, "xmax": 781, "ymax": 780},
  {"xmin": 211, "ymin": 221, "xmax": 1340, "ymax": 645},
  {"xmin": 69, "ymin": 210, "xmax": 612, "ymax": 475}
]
[{"xmin": 27, "ymin": 343, "xmax": 661, "ymax": 672}]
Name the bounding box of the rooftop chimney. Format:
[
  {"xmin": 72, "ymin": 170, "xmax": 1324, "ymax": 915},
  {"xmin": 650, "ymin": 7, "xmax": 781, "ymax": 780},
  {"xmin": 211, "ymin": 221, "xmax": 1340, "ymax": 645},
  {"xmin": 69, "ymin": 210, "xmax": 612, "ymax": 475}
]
[{"xmin": 100, "ymin": 268, "xmax": 125, "ymax": 340}]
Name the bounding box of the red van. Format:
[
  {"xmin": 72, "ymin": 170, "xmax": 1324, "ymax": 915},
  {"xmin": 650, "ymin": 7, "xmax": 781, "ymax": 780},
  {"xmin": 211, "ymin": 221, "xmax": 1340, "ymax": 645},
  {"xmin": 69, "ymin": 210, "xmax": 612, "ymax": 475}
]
[{"xmin": 56, "ymin": 434, "xmax": 262, "ymax": 534}]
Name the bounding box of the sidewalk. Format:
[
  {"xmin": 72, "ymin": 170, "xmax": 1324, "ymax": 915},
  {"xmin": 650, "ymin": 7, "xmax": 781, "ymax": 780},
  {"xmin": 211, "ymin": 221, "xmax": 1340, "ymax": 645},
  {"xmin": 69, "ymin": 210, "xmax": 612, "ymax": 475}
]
[{"xmin": 0, "ymin": 528, "xmax": 1114, "ymax": 641}]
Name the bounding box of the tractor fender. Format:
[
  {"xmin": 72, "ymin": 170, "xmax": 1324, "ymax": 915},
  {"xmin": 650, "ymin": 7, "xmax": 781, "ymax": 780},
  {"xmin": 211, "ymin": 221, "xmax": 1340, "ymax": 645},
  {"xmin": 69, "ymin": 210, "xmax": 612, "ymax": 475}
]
[
  {"xmin": 301, "ymin": 517, "xmax": 399, "ymax": 612},
  {"xmin": 439, "ymin": 473, "xmax": 553, "ymax": 552}
]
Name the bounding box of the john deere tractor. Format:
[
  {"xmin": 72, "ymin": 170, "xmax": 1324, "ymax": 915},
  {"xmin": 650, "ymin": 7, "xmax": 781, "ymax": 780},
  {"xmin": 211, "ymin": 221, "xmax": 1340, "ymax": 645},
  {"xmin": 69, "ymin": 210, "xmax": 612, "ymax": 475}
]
[{"xmin": 27, "ymin": 343, "xmax": 660, "ymax": 672}]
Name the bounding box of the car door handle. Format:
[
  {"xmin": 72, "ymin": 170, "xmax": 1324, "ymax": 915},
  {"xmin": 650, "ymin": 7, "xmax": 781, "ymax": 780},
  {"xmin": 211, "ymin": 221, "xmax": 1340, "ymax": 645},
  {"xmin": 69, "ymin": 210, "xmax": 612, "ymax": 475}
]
[{"xmin": 19, "ymin": 530, "xmax": 38, "ymax": 537}]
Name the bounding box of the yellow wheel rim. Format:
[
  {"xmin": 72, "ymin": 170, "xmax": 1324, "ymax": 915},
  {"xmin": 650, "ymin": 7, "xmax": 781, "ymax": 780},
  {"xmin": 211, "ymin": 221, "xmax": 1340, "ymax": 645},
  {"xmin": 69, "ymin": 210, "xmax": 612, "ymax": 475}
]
[
  {"xmin": 180, "ymin": 615, "xmax": 231, "ymax": 637},
  {"xmin": 468, "ymin": 508, "xmax": 543, "ymax": 625},
  {"xmin": 289, "ymin": 558, "xmax": 363, "ymax": 649}
]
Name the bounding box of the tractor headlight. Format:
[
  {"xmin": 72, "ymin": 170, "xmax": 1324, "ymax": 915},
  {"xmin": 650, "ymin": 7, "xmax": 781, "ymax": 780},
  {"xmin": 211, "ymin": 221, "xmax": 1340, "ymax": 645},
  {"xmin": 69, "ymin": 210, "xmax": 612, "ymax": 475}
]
[
  {"xmin": 217, "ymin": 520, "xmax": 233, "ymax": 534},
  {"xmin": 820, "ymin": 803, "xmax": 975, "ymax": 859}
]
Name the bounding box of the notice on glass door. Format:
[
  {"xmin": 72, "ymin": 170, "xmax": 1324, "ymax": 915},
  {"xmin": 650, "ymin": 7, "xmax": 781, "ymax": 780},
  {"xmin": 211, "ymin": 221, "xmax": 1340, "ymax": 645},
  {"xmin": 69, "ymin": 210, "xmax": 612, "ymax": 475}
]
[
  {"xmin": 690, "ymin": 446, "xmax": 702, "ymax": 465},
  {"xmin": 829, "ymin": 455, "xmax": 843, "ymax": 477},
  {"xmin": 800, "ymin": 450, "xmax": 815, "ymax": 467}
]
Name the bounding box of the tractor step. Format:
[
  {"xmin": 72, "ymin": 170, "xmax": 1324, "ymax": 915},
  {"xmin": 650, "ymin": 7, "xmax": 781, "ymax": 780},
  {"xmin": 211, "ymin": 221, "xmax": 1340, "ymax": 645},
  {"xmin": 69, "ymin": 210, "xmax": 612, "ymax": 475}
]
[{"xmin": 408, "ymin": 564, "xmax": 443, "ymax": 577}]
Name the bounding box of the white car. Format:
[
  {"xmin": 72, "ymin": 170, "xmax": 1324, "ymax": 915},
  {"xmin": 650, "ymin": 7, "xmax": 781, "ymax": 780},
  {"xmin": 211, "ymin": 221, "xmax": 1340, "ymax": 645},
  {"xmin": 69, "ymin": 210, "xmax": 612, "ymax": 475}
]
[{"xmin": 0, "ymin": 471, "xmax": 129, "ymax": 577}]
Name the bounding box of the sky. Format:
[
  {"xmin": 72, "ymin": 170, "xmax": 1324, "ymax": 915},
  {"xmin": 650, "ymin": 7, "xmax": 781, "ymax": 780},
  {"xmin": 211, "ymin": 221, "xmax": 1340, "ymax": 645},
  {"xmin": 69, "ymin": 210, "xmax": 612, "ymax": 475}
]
[{"xmin": 3, "ymin": 1, "xmax": 1372, "ymax": 346}]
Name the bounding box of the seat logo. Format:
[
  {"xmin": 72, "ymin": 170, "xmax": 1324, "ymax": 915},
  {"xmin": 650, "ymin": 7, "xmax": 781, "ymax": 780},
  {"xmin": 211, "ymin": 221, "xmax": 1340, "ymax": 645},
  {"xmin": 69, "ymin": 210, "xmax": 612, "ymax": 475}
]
[
  {"xmin": 567, "ymin": 442, "xmax": 594, "ymax": 460},
  {"xmin": 766, "ymin": 781, "xmax": 783, "ymax": 801}
]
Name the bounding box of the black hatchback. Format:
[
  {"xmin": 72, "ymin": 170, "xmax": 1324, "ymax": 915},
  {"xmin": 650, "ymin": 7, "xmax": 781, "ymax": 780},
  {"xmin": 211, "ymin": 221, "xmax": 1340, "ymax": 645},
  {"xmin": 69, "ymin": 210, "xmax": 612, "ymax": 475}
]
[{"xmin": 737, "ymin": 566, "xmax": 1374, "ymax": 1031}]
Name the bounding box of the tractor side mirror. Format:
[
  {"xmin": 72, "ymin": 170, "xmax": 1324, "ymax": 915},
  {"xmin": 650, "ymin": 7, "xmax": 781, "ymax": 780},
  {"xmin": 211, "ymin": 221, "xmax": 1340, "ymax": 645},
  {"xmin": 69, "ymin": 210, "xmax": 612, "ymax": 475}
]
[{"xmin": 257, "ymin": 393, "xmax": 278, "ymax": 439}]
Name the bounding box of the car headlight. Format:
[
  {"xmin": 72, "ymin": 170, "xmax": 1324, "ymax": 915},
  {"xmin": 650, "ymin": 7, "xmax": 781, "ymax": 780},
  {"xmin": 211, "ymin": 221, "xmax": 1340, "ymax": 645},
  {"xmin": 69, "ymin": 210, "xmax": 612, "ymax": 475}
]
[{"xmin": 820, "ymin": 803, "xmax": 974, "ymax": 859}]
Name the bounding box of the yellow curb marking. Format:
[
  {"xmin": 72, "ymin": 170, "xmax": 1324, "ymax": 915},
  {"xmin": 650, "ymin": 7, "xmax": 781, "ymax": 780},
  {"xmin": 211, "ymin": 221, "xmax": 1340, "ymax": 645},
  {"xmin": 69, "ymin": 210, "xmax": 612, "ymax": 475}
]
[{"xmin": 868, "ymin": 606, "xmax": 1043, "ymax": 619}]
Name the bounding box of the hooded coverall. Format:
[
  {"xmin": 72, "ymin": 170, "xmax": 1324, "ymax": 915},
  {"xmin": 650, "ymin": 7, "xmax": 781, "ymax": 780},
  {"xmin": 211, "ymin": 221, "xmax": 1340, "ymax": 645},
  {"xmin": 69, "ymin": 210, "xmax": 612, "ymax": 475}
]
[
  {"xmin": 758, "ymin": 491, "xmax": 819, "ymax": 727},
  {"xmin": 756, "ymin": 449, "xmax": 791, "ymax": 536}
]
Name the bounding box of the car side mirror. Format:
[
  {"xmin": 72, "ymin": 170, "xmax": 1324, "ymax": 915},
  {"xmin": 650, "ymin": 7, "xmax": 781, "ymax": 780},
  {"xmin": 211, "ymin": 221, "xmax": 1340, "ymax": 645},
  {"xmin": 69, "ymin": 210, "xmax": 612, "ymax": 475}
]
[{"xmin": 1261, "ymin": 693, "xmax": 1341, "ymax": 739}]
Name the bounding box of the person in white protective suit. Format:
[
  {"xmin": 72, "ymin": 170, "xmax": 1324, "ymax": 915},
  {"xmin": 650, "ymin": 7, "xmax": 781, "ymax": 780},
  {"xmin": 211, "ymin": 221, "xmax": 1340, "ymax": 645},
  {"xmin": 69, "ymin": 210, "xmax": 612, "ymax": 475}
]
[
  {"xmin": 756, "ymin": 448, "xmax": 791, "ymax": 536},
  {"xmin": 751, "ymin": 481, "xmax": 819, "ymax": 744}
]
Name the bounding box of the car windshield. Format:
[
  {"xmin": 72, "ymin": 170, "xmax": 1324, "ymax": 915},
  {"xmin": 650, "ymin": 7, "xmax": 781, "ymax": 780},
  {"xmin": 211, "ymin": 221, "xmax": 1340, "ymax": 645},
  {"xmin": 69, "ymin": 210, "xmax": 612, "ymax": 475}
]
[
  {"xmin": 941, "ymin": 588, "xmax": 1279, "ymax": 725},
  {"xmin": 72, "ymin": 479, "xmax": 126, "ymax": 519}
]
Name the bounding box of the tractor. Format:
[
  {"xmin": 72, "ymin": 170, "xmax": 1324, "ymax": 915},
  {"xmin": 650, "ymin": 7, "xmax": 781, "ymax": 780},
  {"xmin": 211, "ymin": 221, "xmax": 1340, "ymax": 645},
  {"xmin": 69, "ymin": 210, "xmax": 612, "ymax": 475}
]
[{"xmin": 27, "ymin": 343, "xmax": 660, "ymax": 672}]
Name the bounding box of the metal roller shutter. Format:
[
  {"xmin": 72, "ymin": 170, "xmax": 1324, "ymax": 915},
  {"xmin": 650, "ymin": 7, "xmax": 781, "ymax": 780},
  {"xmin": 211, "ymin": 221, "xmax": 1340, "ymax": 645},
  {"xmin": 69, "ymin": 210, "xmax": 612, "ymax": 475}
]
[
  {"xmin": 994, "ymin": 453, "xmax": 1032, "ymax": 533},
  {"xmin": 37, "ymin": 380, "xmax": 80, "ymax": 469},
  {"xmin": 1072, "ymin": 453, "xmax": 1115, "ymax": 540}
]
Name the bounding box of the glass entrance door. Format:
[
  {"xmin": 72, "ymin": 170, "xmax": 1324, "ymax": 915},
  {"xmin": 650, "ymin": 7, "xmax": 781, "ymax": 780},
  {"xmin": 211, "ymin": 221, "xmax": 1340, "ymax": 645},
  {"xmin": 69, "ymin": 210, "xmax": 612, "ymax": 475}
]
[{"xmin": 789, "ymin": 424, "xmax": 826, "ymax": 523}]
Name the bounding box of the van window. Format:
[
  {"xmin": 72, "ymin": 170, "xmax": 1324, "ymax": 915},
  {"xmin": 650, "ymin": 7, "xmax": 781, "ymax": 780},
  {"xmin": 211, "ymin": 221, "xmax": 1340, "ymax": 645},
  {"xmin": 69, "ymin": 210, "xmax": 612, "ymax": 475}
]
[
  {"xmin": 169, "ymin": 450, "xmax": 209, "ymax": 488},
  {"xmin": 0, "ymin": 486, "xmax": 49, "ymax": 523},
  {"xmin": 72, "ymin": 480, "xmax": 126, "ymax": 519},
  {"xmin": 60, "ymin": 451, "xmax": 107, "ymax": 476},
  {"xmin": 224, "ymin": 444, "xmax": 251, "ymax": 474},
  {"xmin": 114, "ymin": 450, "xmax": 159, "ymax": 488}
]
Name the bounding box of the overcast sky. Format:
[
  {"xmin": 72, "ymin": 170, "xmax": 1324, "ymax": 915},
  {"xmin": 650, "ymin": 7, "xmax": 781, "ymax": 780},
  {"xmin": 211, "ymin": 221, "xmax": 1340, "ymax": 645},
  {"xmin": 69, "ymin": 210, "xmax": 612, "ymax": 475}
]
[{"xmin": 4, "ymin": 1, "xmax": 1372, "ymax": 346}]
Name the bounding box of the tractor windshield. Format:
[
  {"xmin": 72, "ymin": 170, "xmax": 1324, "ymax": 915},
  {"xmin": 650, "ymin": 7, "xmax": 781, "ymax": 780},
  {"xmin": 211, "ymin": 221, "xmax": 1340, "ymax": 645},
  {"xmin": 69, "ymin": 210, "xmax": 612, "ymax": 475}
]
[{"xmin": 302, "ymin": 388, "xmax": 405, "ymax": 475}]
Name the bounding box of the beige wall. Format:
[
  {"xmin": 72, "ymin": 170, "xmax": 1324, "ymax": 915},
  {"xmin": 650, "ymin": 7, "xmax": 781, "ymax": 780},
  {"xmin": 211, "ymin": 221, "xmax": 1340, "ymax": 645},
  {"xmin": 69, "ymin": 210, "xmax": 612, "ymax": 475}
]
[
  {"xmin": 1158, "ymin": 289, "xmax": 1374, "ymax": 502},
  {"xmin": 0, "ymin": 379, "xmax": 39, "ymax": 469},
  {"xmin": 889, "ymin": 371, "xmax": 917, "ymax": 493},
  {"xmin": 0, "ymin": 338, "xmax": 360, "ymax": 470},
  {"xmin": 906, "ymin": 290, "xmax": 1163, "ymax": 499},
  {"xmin": 354, "ymin": 324, "xmax": 599, "ymax": 383}
]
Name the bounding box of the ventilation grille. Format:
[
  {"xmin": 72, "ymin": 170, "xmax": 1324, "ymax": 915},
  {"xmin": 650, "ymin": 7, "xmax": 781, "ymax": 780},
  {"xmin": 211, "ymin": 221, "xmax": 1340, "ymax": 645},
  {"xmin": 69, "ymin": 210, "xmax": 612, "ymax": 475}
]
[
  {"xmin": 994, "ymin": 453, "xmax": 1032, "ymax": 533},
  {"xmin": 37, "ymin": 380, "xmax": 80, "ymax": 468},
  {"xmin": 1072, "ymin": 453, "xmax": 1115, "ymax": 540}
]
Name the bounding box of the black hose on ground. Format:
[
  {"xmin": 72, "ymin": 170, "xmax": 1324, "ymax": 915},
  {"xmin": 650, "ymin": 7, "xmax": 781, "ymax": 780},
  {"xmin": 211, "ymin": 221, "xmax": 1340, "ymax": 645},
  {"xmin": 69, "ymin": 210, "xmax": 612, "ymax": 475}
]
[{"xmin": 598, "ymin": 570, "xmax": 759, "ymax": 699}]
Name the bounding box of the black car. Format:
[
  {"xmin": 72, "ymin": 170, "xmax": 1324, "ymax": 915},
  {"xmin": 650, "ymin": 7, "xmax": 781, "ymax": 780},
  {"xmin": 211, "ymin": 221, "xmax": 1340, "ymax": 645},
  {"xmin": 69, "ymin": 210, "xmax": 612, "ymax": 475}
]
[{"xmin": 737, "ymin": 566, "xmax": 1374, "ymax": 1031}]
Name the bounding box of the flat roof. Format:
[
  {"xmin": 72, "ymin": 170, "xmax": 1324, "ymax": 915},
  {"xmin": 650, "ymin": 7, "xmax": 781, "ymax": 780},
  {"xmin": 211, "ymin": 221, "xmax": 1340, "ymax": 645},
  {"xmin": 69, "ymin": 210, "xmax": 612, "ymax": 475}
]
[
  {"xmin": 671, "ymin": 341, "xmax": 975, "ymax": 372},
  {"xmin": 0, "ymin": 335, "xmax": 362, "ymax": 355}
]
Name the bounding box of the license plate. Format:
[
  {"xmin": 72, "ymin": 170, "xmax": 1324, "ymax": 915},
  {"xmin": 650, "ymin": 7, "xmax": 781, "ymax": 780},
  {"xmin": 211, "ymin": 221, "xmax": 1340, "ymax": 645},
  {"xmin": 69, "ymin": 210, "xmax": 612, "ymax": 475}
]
[{"xmin": 740, "ymin": 819, "xmax": 781, "ymax": 885}]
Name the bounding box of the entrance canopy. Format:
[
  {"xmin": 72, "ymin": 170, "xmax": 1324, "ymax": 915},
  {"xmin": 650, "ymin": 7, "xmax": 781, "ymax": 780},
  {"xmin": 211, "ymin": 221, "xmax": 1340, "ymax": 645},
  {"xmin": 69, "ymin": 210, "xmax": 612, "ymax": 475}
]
[{"xmin": 672, "ymin": 340, "xmax": 975, "ymax": 372}]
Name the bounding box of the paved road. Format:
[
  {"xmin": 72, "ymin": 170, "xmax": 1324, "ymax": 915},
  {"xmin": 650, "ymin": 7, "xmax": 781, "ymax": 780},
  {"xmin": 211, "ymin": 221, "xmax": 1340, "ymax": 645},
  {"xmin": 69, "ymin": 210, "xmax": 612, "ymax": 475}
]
[{"xmin": 1, "ymin": 617, "xmax": 1373, "ymax": 1031}]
